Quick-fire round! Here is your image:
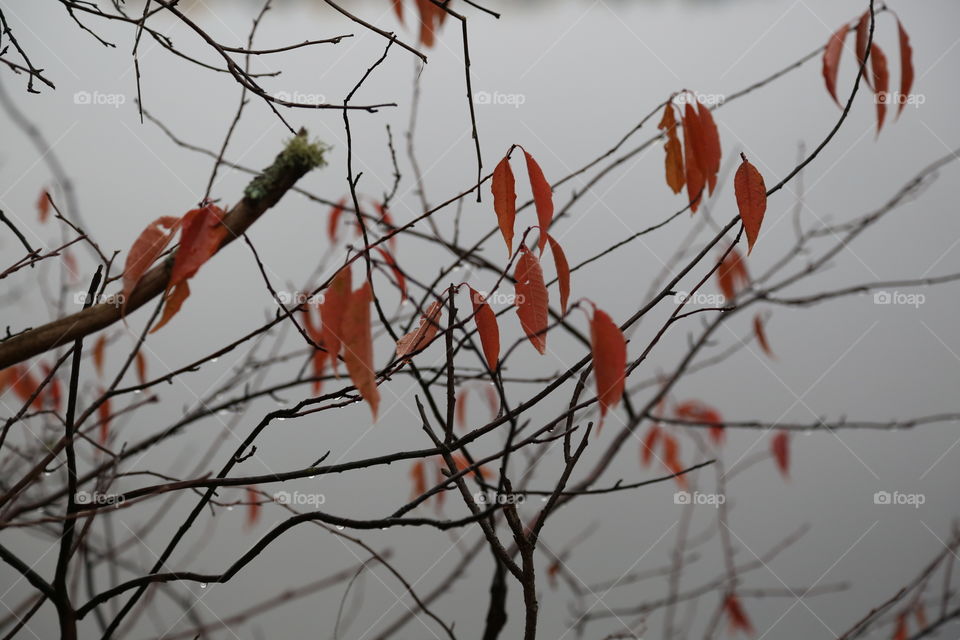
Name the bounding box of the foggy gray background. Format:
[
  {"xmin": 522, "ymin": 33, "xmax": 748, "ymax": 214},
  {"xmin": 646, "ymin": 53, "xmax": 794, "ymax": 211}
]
[{"xmin": 1, "ymin": 0, "xmax": 959, "ymax": 638}]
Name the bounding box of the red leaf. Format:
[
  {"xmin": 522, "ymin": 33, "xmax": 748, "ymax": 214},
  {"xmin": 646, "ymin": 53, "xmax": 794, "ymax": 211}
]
[
  {"xmin": 514, "ymin": 246, "xmax": 549, "ymax": 355},
  {"xmin": 92, "ymin": 335, "xmax": 107, "ymax": 377},
  {"xmin": 468, "ymin": 286, "xmax": 500, "ymax": 372},
  {"xmin": 717, "ymin": 247, "xmax": 750, "ymax": 301},
  {"xmin": 662, "ymin": 434, "xmax": 686, "ymax": 489},
  {"xmin": 134, "ymin": 352, "xmax": 148, "ymax": 385},
  {"xmin": 734, "ymin": 155, "xmax": 767, "ymax": 254},
  {"xmin": 37, "ymin": 189, "xmax": 51, "ymax": 223},
  {"xmin": 641, "ymin": 424, "xmax": 661, "ymax": 466},
  {"xmin": 98, "ymin": 393, "xmax": 112, "ymax": 444},
  {"xmin": 8, "ymin": 365, "xmax": 42, "ymax": 409},
  {"xmin": 455, "ymin": 387, "xmax": 468, "ymax": 429},
  {"xmin": 151, "ymin": 281, "xmax": 190, "ymax": 333},
  {"xmin": 724, "ymin": 594, "xmax": 755, "ymax": 635},
  {"xmin": 896, "ymin": 19, "xmax": 914, "ymax": 118},
  {"xmin": 168, "ymin": 204, "xmax": 227, "ymax": 288},
  {"xmin": 342, "ymin": 282, "xmax": 380, "ymax": 419},
  {"xmin": 892, "ymin": 612, "xmax": 908, "ymax": 640},
  {"xmin": 375, "ymin": 247, "xmax": 407, "ymax": 301},
  {"xmin": 320, "ymin": 267, "xmax": 353, "ymax": 373},
  {"xmin": 491, "ymin": 155, "xmax": 517, "ymax": 256},
  {"xmin": 543, "ymin": 234, "xmax": 570, "ymax": 316},
  {"xmin": 410, "ymin": 460, "xmax": 427, "ymax": 499},
  {"xmin": 772, "ymin": 431, "xmax": 790, "ymax": 478},
  {"xmin": 327, "ymin": 197, "xmax": 346, "ymax": 242},
  {"xmin": 682, "ymin": 105, "xmax": 705, "ymax": 213},
  {"xmin": 392, "ymin": 0, "xmax": 404, "ymax": 24},
  {"xmin": 855, "ymin": 11, "xmax": 873, "ymax": 90},
  {"xmin": 871, "ymin": 43, "xmax": 890, "ymax": 134},
  {"xmin": 676, "ymin": 400, "xmax": 723, "ymax": 445},
  {"xmin": 523, "ymin": 150, "xmax": 554, "ymax": 253},
  {"xmin": 246, "ymin": 487, "xmax": 261, "ymax": 528},
  {"xmin": 658, "ymin": 103, "xmax": 685, "ymax": 194},
  {"xmin": 122, "ymin": 216, "xmax": 181, "ymax": 308},
  {"xmin": 697, "ymin": 103, "xmax": 722, "ymax": 195},
  {"xmin": 753, "ymin": 314, "xmax": 774, "ymax": 358},
  {"xmin": 396, "ymin": 300, "xmax": 443, "ymax": 360},
  {"xmin": 823, "ymin": 23, "xmax": 850, "ymax": 107},
  {"xmin": 590, "ymin": 307, "xmax": 627, "ymax": 419}
]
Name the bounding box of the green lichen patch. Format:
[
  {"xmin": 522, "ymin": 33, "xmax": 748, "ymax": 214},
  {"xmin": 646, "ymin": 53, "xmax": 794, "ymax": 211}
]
[{"xmin": 244, "ymin": 131, "xmax": 329, "ymax": 202}]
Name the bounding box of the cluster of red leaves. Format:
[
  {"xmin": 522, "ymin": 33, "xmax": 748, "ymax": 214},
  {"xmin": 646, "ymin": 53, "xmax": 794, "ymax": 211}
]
[
  {"xmin": 657, "ymin": 93, "xmax": 722, "ymax": 213},
  {"xmin": 822, "ymin": 10, "xmax": 914, "ymax": 134}
]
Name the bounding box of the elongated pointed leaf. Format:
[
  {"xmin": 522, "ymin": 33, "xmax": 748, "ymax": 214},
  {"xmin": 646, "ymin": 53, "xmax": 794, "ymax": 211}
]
[
  {"xmin": 823, "ymin": 23, "xmax": 850, "ymax": 106},
  {"xmin": 320, "ymin": 267, "xmax": 353, "ymax": 372},
  {"xmin": 855, "ymin": 11, "xmax": 873, "ymax": 90},
  {"xmin": 491, "ymin": 156, "xmax": 517, "ymax": 256},
  {"xmin": 523, "ymin": 150, "xmax": 554, "ymax": 253},
  {"xmin": 342, "ymin": 282, "xmax": 379, "ymax": 419},
  {"xmin": 697, "ymin": 103, "xmax": 722, "ymax": 195},
  {"xmin": 658, "ymin": 103, "xmax": 685, "ymax": 194},
  {"xmin": 514, "ymin": 246, "xmax": 549, "ymax": 354},
  {"xmin": 896, "ymin": 19, "xmax": 914, "ymax": 118},
  {"xmin": 871, "ymin": 43, "xmax": 890, "ymax": 134},
  {"xmin": 122, "ymin": 215, "xmax": 181, "ymax": 307},
  {"xmin": 151, "ymin": 280, "xmax": 190, "ymax": 333},
  {"xmin": 590, "ymin": 307, "xmax": 626, "ymax": 420},
  {"xmin": 772, "ymin": 431, "xmax": 790, "ymax": 478},
  {"xmin": 734, "ymin": 155, "xmax": 767, "ymax": 253},
  {"xmin": 753, "ymin": 314, "xmax": 774, "ymax": 357},
  {"xmin": 545, "ymin": 234, "xmax": 570, "ymax": 315},
  {"xmin": 468, "ymin": 286, "xmax": 500, "ymax": 372}
]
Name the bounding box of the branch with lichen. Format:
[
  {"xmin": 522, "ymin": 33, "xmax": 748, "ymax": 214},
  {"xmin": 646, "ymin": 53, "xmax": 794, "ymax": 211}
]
[{"xmin": 0, "ymin": 131, "xmax": 328, "ymax": 370}]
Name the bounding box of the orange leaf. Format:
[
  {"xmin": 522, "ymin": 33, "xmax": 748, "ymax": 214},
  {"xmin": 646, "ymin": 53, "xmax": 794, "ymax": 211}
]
[
  {"xmin": 8, "ymin": 365, "xmax": 42, "ymax": 409},
  {"xmin": 410, "ymin": 460, "xmax": 427, "ymax": 499},
  {"xmin": 772, "ymin": 431, "xmax": 790, "ymax": 478},
  {"xmin": 92, "ymin": 335, "xmax": 107, "ymax": 377},
  {"xmin": 392, "ymin": 0, "xmax": 403, "ymax": 24},
  {"xmin": 168, "ymin": 204, "xmax": 227, "ymax": 288},
  {"xmin": 327, "ymin": 197, "xmax": 346, "ymax": 242},
  {"xmin": 375, "ymin": 247, "xmax": 407, "ymax": 301},
  {"xmin": 753, "ymin": 314, "xmax": 774, "ymax": 358},
  {"xmin": 37, "ymin": 189, "xmax": 51, "ymax": 223},
  {"xmin": 855, "ymin": 11, "xmax": 873, "ymax": 90},
  {"xmin": 246, "ymin": 487, "xmax": 261, "ymax": 528},
  {"xmin": 682, "ymin": 105, "xmax": 705, "ymax": 213},
  {"xmin": 545, "ymin": 234, "xmax": 570, "ymax": 316},
  {"xmin": 468, "ymin": 286, "xmax": 500, "ymax": 372},
  {"xmin": 320, "ymin": 267, "xmax": 353, "ymax": 373},
  {"xmin": 523, "ymin": 150, "xmax": 554, "ymax": 253},
  {"xmin": 697, "ymin": 103, "xmax": 722, "ymax": 195},
  {"xmin": 590, "ymin": 307, "xmax": 626, "ymax": 419},
  {"xmin": 151, "ymin": 280, "xmax": 190, "ymax": 333},
  {"xmin": 134, "ymin": 352, "xmax": 148, "ymax": 385},
  {"xmin": 896, "ymin": 19, "xmax": 914, "ymax": 118},
  {"xmin": 122, "ymin": 216, "xmax": 181, "ymax": 308},
  {"xmin": 734, "ymin": 155, "xmax": 767, "ymax": 254},
  {"xmin": 717, "ymin": 247, "xmax": 750, "ymax": 301},
  {"xmin": 662, "ymin": 434, "xmax": 686, "ymax": 489},
  {"xmin": 676, "ymin": 400, "xmax": 723, "ymax": 445},
  {"xmin": 822, "ymin": 23, "xmax": 850, "ymax": 107},
  {"xmin": 455, "ymin": 387, "xmax": 468, "ymax": 429},
  {"xmin": 491, "ymin": 155, "xmax": 517, "ymax": 256},
  {"xmin": 641, "ymin": 424, "xmax": 661, "ymax": 466},
  {"xmin": 514, "ymin": 246, "xmax": 549, "ymax": 355},
  {"xmin": 724, "ymin": 594, "xmax": 755, "ymax": 635},
  {"xmin": 342, "ymin": 282, "xmax": 380, "ymax": 419},
  {"xmin": 658, "ymin": 103, "xmax": 685, "ymax": 194},
  {"xmin": 892, "ymin": 612, "xmax": 908, "ymax": 640},
  {"xmin": 396, "ymin": 300, "xmax": 443, "ymax": 360},
  {"xmin": 871, "ymin": 43, "xmax": 890, "ymax": 134},
  {"xmin": 98, "ymin": 393, "xmax": 112, "ymax": 444}
]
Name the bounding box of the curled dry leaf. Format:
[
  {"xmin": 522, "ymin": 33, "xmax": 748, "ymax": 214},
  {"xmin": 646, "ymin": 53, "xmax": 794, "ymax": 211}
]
[
  {"xmin": 896, "ymin": 19, "xmax": 914, "ymax": 119},
  {"xmin": 675, "ymin": 400, "xmax": 724, "ymax": 445},
  {"xmin": 491, "ymin": 155, "xmax": 517, "ymax": 256},
  {"xmin": 697, "ymin": 103, "xmax": 722, "ymax": 195},
  {"xmin": 468, "ymin": 286, "xmax": 500, "ymax": 372},
  {"xmin": 122, "ymin": 216, "xmax": 181, "ymax": 308},
  {"xmin": 396, "ymin": 300, "xmax": 443, "ymax": 361},
  {"xmin": 871, "ymin": 43, "xmax": 890, "ymax": 134},
  {"xmin": 342, "ymin": 282, "xmax": 379, "ymax": 419},
  {"xmin": 514, "ymin": 246, "xmax": 549, "ymax": 355},
  {"xmin": 734, "ymin": 154, "xmax": 767, "ymax": 254},
  {"xmin": 658, "ymin": 103, "xmax": 685, "ymax": 194},
  {"xmin": 822, "ymin": 22, "xmax": 850, "ymax": 106},
  {"xmin": 523, "ymin": 150, "xmax": 554, "ymax": 253},
  {"xmin": 545, "ymin": 234, "xmax": 570, "ymax": 316},
  {"xmin": 717, "ymin": 247, "xmax": 750, "ymax": 301}
]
